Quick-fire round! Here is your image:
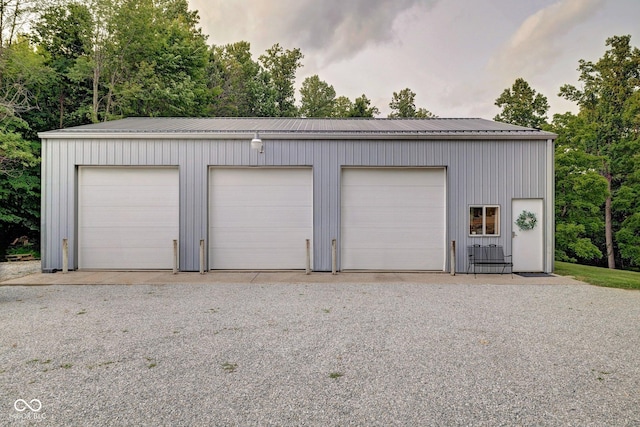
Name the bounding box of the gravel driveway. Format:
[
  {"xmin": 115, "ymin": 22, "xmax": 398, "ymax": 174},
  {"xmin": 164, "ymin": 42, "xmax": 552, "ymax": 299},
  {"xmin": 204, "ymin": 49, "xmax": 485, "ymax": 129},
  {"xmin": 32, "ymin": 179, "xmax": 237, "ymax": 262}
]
[
  {"xmin": 1, "ymin": 281, "xmax": 639, "ymax": 426},
  {"xmin": 0, "ymin": 261, "xmax": 41, "ymax": 283}
]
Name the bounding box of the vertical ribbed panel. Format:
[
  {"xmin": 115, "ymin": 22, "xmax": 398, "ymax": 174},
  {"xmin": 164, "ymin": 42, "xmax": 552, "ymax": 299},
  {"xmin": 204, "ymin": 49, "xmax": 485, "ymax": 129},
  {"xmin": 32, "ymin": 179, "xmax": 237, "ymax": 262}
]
[{"xmin": 41, "ymin": 138, "xmax": 552, "ymax": 272}]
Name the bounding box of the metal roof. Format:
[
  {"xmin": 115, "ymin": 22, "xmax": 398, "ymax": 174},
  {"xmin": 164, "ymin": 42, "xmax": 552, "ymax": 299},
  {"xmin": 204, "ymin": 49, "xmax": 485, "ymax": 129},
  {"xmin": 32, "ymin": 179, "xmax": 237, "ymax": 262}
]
[{"xmin": 39, "ymin": 117, "xmax": 556, "ymax": 140}]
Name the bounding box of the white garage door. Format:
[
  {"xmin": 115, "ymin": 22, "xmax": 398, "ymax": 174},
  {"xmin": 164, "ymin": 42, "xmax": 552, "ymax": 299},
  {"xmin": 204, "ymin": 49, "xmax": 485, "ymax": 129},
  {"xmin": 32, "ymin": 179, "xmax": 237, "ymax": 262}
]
[
  {"xmin": 209, "ymin": 168, "xmax": 313, "ymax": 269},
  {"xmin": 78, "ymin": 167, "xmax": 179, "ymax": 269},
  {"xmin": 341, "ymin": 168, "xmax": 446, "ymax": 270}
]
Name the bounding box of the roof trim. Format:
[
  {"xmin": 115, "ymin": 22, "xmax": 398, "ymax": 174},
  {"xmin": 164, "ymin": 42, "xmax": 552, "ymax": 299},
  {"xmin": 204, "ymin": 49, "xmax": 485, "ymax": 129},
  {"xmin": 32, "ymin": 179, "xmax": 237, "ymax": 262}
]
[
  {"xmin": 39, "ymin": 130, "xmax": 556, "ymax": 141},
  {"xmin": 38, "ymin": 117, "xmax": 557, "ymax": 140}
]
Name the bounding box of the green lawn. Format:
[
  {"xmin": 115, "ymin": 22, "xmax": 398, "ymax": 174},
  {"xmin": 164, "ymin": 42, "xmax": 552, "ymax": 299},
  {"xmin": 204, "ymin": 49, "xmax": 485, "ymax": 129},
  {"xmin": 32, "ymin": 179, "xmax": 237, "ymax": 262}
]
[{"xmin": 554, "ymin": 261, "xmax": 640, "ymax": 290}]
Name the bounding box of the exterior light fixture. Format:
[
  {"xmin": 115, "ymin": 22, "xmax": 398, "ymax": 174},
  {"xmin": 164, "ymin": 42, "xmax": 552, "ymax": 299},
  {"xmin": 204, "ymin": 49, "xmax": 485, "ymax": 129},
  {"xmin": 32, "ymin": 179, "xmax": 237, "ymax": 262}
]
[{"xmin": 251, "ymin": 132, "xmax": 264, "ymax": 153}]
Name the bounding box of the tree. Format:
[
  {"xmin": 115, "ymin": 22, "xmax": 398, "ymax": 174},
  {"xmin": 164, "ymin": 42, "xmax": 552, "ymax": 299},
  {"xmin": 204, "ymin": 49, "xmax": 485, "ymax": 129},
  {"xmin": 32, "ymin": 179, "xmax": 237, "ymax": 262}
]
[
  {"xmin": 551, "ymin": 112, "xmax": 608, "ymax": 263},
  {"xmin": 299, "ymin": 75, "xmax": 335, "ymax": 117},
  {"xmin": 207, "ymin": 41, "xmax": 266, "ymax": 117},
  {"xmin": 0, "ymin": 0, "xmax": 40, "ymax": 48},
  {"xmin": 388, "ymin": 88, "xmax": 416, "ymax": 118},
  {"xmin": 415, "ymin": 107, "xmax": 435, "ymax": 118},
  {"xmin": 30, "ymin": 2, "xmax": 94, "ymax": 128},
  {"xmin": 388, "ymin": 88, "xmax": 434, "ymax": 118},
  {"xmin": 559, "ymin": 35, "xmax": 640, "ymax": 269},
  {"xmin": 103, "ymin": 0, "xmax": 210, "ymax": 118},
  {"xmin": 350, "ymin": 94, "xmax": 379, "ymax": 118},
  {"xmin": 0, "ymin": 125, "xmax": 40, "ymax": 258},
  {"xmin": 331, "ymin": 96, "xmax": 353, "ymax": 117},
  {"xmin": 494, "ymin": 78, "xmax": 549, "ymax": 128},
  {"xmin": 259, "ymin": 43, "xmax": 303, "ymax": 117},
  {"xmin": 329, "ymin": 94, "xmax": 379, "ymax": 118}
]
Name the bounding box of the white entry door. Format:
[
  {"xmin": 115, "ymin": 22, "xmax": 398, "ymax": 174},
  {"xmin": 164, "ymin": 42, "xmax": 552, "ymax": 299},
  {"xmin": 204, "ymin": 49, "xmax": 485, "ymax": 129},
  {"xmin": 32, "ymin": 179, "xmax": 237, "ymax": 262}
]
[{"xmin": 512, "ymin": 199, "xmax": 544, "ymax": 272}]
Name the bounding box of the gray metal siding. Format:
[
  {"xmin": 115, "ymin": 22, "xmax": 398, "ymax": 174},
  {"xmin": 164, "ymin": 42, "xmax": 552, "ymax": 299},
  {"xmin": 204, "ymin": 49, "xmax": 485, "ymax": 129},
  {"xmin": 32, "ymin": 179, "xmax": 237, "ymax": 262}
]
[{"xmin": 41, "ymin": 138, "xmax": 551, "ymax": 272}]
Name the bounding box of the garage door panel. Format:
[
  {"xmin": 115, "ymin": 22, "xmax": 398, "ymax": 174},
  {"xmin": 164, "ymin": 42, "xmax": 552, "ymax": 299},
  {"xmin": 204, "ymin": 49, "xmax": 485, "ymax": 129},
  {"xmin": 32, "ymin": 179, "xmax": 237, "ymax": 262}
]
[
  {"xmin": 213, "ymin": 168, "xmax": 309, "ymax": 186},
  {"xmin": 343, "ymin": 248, "xmax": 444, "ymax": 270},
  {"xmin": 344, "ymin": 228, "xmax": 444, "ymax": 249},
  {"xmin": 343, "ymin": 185, "xmax": 442, "ymax": 202},
  {"xmin": 80, "ymin": 248, "xmax": 175, "ymax": 270},
  {"xmin": 79, "ymin": 167, "xmax": 179, "ymax": 270},
  {"xmin": 342, "ymin": 169, "xmax": 442, "ymax": 186},
  {"xmin": 82, "ymin": 168, "xmax": 176, "ymax": 186},
  {"xmin": 211, "ymin": 248, "xmax": 307, "ymax": 270},
  {"xmin": 80, "ymin": 207, "xmax": 179, "ymax": 227},
  {"xmin": 343, "ymin": 191, "xmax": 444, "ymax": 208},
  {"xmin": 210, "ymin": 168, "xmax": 313, "ymax": 269},
  {"xmin": 342, "ymin": 207, "xmax": 445, "ymax": 226},
  {"xmin": 79, "ymin": 227, "xmax": 178, "ymax": 248},
  {"xmin": 79, "ymin": 187, "xmax": 178, "ymax": 207},
  {"xmin": 212, "ymin": 187, "xmax": 312, "ymax": 206},
  {"xmin": 342, "ymin": 168, "xmax": 445, "ymax": 271},
  {"xmin": 211, "ymin": 228, "xmax": 311, "ymax": 249},
  {"xmin": 212, "ymin": 207, "xmax": 311, "ymax": 228}
]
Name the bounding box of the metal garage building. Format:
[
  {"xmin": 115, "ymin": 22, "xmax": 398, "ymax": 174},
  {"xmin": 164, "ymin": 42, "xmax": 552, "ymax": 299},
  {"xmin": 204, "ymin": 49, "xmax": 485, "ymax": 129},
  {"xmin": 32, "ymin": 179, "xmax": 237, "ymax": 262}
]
[{"xmin": 39, "ymin": 117, "xmax": 556, "ymax": 273}]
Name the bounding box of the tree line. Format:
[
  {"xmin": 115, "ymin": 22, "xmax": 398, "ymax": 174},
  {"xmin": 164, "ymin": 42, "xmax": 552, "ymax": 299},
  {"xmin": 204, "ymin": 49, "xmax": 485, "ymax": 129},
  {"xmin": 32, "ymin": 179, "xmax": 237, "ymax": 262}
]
[
  {"xmin": 493, "ymin": 36, "xmax": 640, "ymax": 270},
  {"xmin": 0, "ymin": 0, "xmax": 431, "ymax": 255},
  {"xmin": 1, "ymin": 0, "xmax": 638, "ymax": 269}
]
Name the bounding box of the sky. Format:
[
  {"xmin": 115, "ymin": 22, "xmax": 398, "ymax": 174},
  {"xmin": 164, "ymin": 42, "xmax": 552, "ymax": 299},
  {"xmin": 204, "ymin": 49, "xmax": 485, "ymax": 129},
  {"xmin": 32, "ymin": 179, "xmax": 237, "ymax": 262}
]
[{"xmin": 189, "ymin": 0, "xmax": 640, "ymax": 119}]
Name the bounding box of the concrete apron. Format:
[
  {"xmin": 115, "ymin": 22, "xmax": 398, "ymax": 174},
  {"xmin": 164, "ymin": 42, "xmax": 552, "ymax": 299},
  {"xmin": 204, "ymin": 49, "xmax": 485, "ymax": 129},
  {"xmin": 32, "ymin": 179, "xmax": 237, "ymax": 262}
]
[{"xmin": 1, "ymin": 270, "xmax": 585, "ymax": 286}]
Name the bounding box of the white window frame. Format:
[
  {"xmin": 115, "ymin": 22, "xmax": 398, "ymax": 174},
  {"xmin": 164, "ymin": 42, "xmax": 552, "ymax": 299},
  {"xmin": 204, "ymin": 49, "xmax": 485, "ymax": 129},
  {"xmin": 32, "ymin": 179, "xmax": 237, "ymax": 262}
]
[{"xmin": 469, "ymin": 205, "xmax": 500, "ymax": 237}]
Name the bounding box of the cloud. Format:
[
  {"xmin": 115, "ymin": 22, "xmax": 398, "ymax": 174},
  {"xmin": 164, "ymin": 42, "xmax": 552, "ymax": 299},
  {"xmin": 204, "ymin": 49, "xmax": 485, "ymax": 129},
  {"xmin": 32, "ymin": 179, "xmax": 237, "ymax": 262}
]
[
  {"xmin": 191, "ymin": 0, "xmax": 437, "ymax": 64},
  {"xmin": 488, "ymin": 0, "xmax": 604, "ymax": 82}
]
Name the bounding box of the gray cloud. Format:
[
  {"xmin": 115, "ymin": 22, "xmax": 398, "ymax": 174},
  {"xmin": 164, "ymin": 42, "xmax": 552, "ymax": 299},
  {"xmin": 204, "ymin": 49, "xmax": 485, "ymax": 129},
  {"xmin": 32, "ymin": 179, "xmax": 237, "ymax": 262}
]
[
  {"xmin": 192, "ymin": 0, "xmax": 437, "ymax": 63},
  {"xmin": 488, "ymin": 0, "xmax": 604, "ymax": 82}
]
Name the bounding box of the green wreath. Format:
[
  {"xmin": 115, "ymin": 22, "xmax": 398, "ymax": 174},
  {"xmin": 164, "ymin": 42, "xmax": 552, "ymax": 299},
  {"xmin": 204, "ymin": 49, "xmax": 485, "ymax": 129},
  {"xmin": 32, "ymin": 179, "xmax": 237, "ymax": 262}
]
[{"xmin": 515, "ymin": 210, "xmax": 537, "ymax": 231}]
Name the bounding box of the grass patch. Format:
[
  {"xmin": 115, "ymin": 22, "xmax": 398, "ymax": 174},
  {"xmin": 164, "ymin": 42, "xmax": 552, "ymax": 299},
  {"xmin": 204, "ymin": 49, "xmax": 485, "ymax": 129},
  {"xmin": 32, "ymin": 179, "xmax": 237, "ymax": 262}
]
[
  {"xmin": 145, "ymin": 357, "xmax": 157, "ymax": 369},
  {"xmin": 88, "ymin": 361, "xmax": 115, "ymax": 370},
  {"xmin": 221, "ymin": 362, "xmax": 237, "ymax": 373},
  {"xmin": 328, "ymin": 372, "xmax": 344, "ymax": 379},
  {"xmin": 554, "ymin": 261, "xmax": 640, "ymax": 290},
  {"xmin": 60, "ymin": 363, "xmax": 72, "ymax": 369}
]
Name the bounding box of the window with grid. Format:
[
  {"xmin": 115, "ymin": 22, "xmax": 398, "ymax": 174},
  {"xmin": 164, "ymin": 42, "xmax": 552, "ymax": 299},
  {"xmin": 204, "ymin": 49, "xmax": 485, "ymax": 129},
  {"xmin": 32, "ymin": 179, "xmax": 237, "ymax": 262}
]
[{"xmin": 469, "ymin": 206, "xmax": 499, "ymax": 236}]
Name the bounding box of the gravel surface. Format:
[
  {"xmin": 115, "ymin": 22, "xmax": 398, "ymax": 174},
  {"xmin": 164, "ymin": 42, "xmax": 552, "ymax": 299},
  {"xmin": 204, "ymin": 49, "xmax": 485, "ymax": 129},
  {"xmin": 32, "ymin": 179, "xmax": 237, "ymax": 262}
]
[
  {"xmin": 0, "ymin": 261, "xmax": 41, "ymax": 282},
  {"xmin": 1, "ymin": 282, "xmax": 639, "ymax": 426}
]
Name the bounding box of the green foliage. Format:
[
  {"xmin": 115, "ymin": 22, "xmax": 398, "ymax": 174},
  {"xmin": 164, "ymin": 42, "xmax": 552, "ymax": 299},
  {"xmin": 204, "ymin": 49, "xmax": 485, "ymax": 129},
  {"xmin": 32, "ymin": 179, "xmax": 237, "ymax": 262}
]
[
  {"xmin": 0, "ymin": 136, "xmax": 40, "ymax": 257},
  {"xmin": 350, "ymin": 95, "xmax": 379, "ymax": 118},
  {"xmin": 388, "ymin": 88, "xmax": 434, "ymax": 118},
  {"xmin": 389, "ymin": 88, "xmax": 416, "ymax": 118},
  {"xmin": 208, "ymin": 41, "xmax": 265, "ymax": 117},
  {"xmin": 30, "ymin": 2, "xmax": 95, "ymax": 129},
  {"xmin": 259, "ymin": 44, "xmax": 304, "ymax": 117},
  {"xmin": 551, "ymin": 112, "xmax": 608, "ymax": 264},
  {"xmin": 616, "ymin": 213, "xmax": 640, "ymax": 266},
  {"xmin": 555, "ymin": 223, "xmax": 602, "ymax": 262},
  {"xmin": 0, "ymin": 131, "xmax": 38, "ymax": 172},
  {"xmin": 7, "ymin": 243, "xmax": 40, "ymax": 258},
  {"xmin": 415, "ymin": 107, "xmax": 435, "ymax": 118},
  {"xmin": 330, "ymin": 94, "xmax": 379, "ymax": 118},
  {"xmin": 558, "ymin": 35, "xmax": 640, "ymax": 268},
  {"xmin": 332, "ymin": 96, "xmax": 353, "ymax": 117},
  {"xmin": 106, "ymin": 0, "xmax": 210, "ymax": 118},
  {"xmin": 494, "ymin": 78, "xmax": 549, "ymax": 128},
  {"xmin": 299, "ymin": 75, "xmax": 336, "ymax": 118}
]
